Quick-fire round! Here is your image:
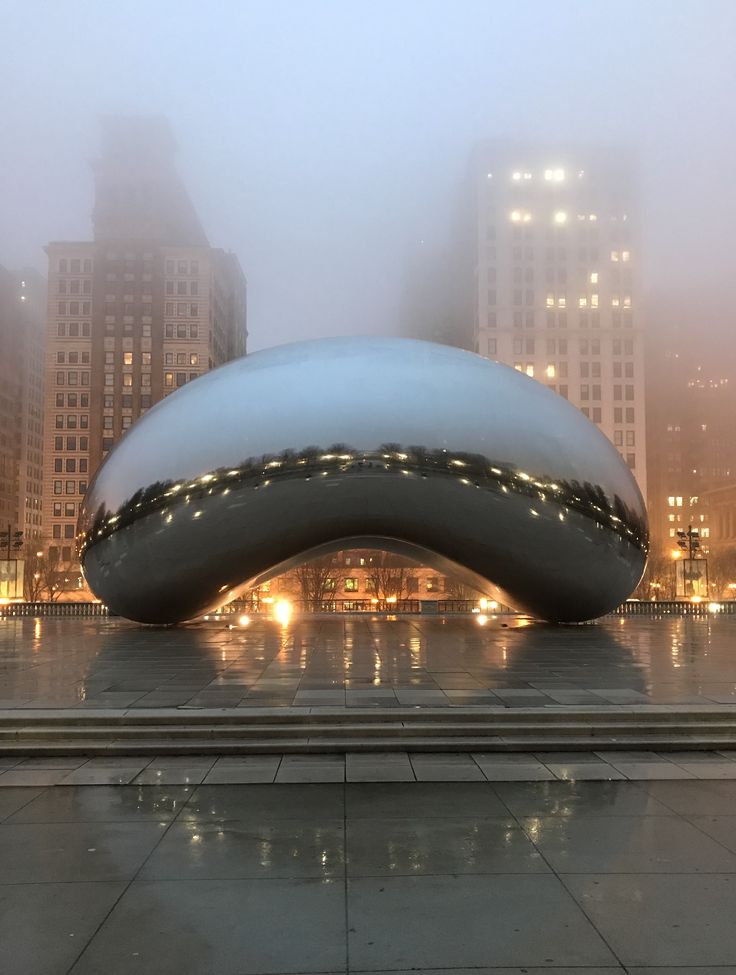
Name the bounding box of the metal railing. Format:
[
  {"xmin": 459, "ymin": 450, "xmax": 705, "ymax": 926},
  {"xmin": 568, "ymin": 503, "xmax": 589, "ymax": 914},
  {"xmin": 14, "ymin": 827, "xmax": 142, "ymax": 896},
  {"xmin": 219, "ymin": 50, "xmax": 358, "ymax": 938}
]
[
  {"xmin": 0, "ymin": 601, "xmax": 110, "ymax": 618},
  {"xmin": 2, "ymin": 599, "xmax": 734, "ymax": 620},
  {"xmin": 609, "ymin": 599, "xmax": 736, "ymax": 616}
]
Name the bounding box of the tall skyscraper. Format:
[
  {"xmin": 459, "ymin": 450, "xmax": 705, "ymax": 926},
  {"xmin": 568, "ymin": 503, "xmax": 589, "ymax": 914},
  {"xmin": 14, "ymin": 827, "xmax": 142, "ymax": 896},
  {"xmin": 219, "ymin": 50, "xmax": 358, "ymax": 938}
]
[
  {"xmin": 471, "ymin": 146, "xmax": 647, "ymax": 498},
  {"xmin": 42, "ymin": 117, "xmax": 247, "ymax": 580},
  {"xmin": 0, "ymin": 266, "xmax": 45, "ymax": 547},
  {"xmin": 646, "ymin": 344, "xmax": 735, "ymax": 555}
]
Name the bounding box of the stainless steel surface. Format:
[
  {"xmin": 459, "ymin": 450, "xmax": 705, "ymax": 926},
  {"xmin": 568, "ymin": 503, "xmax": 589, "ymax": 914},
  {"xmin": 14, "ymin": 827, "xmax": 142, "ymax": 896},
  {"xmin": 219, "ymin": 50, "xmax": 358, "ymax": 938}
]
[{"xmin": 79, "ymin": 337, "xmax": 648, "ymax": 624}]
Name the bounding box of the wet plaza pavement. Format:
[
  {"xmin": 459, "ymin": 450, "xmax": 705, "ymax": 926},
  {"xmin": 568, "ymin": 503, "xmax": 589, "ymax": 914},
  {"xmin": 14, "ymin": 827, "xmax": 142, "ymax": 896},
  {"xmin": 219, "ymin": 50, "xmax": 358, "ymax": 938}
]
[
  {"xmin": 3, "ymin": 778, "xmax": 736, "ymax": 974},
  {"xmin": 3, "ymin": 616, "xmax": 736, "ymax": 973},
  {"xmin": 1, "ymin": 613, "xmax": 736, "ymax": 710}
]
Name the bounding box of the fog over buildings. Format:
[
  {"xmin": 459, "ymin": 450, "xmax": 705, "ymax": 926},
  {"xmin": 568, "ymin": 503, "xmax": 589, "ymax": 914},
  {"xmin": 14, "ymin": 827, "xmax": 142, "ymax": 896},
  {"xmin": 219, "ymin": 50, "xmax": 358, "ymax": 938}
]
[{"xmin": 1, "ymin": 0, "xmax": 735, "ymax": 354}]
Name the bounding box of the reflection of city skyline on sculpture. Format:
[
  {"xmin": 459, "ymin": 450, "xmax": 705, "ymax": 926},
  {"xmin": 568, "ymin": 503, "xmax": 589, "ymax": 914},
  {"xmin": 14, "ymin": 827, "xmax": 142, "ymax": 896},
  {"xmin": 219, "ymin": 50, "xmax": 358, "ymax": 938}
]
[{"xmin": 79, "ymin": 338, "xmax": 648, "ymax": 625}]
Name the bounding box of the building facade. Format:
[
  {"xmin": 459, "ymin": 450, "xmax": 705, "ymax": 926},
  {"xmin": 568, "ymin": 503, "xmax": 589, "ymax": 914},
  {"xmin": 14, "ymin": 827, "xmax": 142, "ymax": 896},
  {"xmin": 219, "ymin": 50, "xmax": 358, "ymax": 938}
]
[
  {"xmin": 471, "ymin": 147, "xmax": 647, "ymax": 498},
  {"xmin": 646, "ymin": 346, "xmax": 736, "ymax": 556},
  {"xmin": 42, "ymin": 118, "xmax": 247, "ymax": 579},
  {"xmin": 0, "ymin": 266, "xmax": 45, "ymax": 547}
]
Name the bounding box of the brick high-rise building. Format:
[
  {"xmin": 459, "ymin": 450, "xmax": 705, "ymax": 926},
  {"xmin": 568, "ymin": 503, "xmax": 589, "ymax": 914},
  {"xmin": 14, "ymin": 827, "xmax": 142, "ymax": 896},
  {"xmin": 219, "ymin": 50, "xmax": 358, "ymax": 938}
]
[
  {"xmin": 471, "ymin": 146, "xmax": 647, "ymax": 498},
  {"xmin": 0, "ymin": 266, "xmax": 45, "ymax": 549},
  {"xmin": 42, "ymin": 117, "xmax": 247, "ymax": 580}
]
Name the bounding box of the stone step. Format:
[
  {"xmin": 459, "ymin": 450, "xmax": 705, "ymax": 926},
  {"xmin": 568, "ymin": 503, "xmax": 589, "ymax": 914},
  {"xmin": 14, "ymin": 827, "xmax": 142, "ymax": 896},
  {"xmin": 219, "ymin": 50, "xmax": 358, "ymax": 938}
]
[
  {"xmin": 5, "ymin": 716, "xmax": 736, "ymax": 740},
  {"xmin": 2, "ymin": 735, "xmax": 736, "ymax": 757},
  {"xmin": 2, "ymin": 706, "xmax": 735, "ymax": 727}
]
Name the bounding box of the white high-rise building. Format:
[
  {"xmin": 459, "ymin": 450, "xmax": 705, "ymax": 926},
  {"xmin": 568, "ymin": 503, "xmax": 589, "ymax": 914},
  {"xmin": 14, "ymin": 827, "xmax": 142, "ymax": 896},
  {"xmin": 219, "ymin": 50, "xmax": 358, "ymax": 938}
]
[{"xmin": 472, "ymin": 147, "xmax": 646, "ymax": 498}]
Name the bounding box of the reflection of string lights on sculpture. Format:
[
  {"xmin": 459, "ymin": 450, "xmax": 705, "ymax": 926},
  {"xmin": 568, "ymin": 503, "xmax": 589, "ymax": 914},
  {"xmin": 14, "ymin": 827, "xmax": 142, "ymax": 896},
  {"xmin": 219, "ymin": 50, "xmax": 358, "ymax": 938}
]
[{"xmin": 79, "ymin": 337, "xmax": 648, "ymax": 625}]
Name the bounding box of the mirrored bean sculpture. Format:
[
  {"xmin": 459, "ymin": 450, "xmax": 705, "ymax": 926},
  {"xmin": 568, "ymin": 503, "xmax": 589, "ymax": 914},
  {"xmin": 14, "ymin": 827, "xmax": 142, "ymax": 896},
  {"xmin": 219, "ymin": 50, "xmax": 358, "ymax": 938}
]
[{"xmin": 79, "ymin": 337, "xmax": 648, "ymax": 624}]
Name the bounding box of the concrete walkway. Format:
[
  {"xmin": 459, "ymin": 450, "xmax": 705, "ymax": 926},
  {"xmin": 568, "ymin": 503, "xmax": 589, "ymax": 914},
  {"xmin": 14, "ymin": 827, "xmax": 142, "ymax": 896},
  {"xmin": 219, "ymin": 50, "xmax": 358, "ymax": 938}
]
[{"xmin": 3, "ymin": 778, "xmax": 736, "ymax": 973}]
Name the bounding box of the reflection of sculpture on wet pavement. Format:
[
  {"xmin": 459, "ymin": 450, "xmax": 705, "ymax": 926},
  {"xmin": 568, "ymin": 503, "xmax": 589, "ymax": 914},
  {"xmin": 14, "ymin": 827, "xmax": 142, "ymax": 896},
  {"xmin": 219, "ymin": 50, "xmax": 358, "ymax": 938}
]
[{"xmin": 78, "ymin": 338, "xmax": 648, "ymax": 625}]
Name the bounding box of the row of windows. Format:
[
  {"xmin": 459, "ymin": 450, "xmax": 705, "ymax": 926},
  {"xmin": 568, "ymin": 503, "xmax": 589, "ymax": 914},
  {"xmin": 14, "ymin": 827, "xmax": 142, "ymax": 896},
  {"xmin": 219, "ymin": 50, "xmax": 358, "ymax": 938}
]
[
  {"xmin": 55, "ymin": 393, "xmax": 89, "ymax": 408},
  {"xmin": 52, "ymin": 479, "xmax": 87, "ymax": 496},
  {"xmin": 48, "ymin": 545, "xmax": 75, "ymax": 563},
  {"xmin": 495, "ymin": 266, "xmax": 628, "ymax": 285},
  {"xmin": 336, "ymin": 577, "xmax": 446, "ymax": 593},
  {"xmin": 165, "ymin": 281, "xmax": 199, "ymax": 297},
  {"xmin": 613, "ymin": 430, "xmax": 636, "ymax": 447},
  {"xmin": 105, "ymin": 352, "xmax": 153, "ymax": 366},
  {"xmin": 53, "ymin": 436, "xmax": 88, "ymax": 451},
  {"xmin": 56, "ymin": 323, "xmax": 91, "ymax": 337},
  {"xmin": 164, "ymin": 324, "xmax": 199, "ymax": 339},
  {"xmin": 52, "ymin": 502, "xmax": 79, "ymax": 518},
  {"xmin": 104, "ymin": 302, "xmax": 153, "ymax": 316},
  {"xmin": 488, "ymin": 310, "xmax": 635, "ymax": 330},
  {"xmin": 53, "ymin": 458, "xmax": 88, "ymax": 473},
  {"xmin": 164, "ymin": 301, "xmax": 199, "ymax": 316},
  {"xmin": 57, "ymin": 302, "xmax": 91, "ymax": 316},
  {"xmin": 56, "ymin": 351, "xmax": 90, "ymax": 364},
  {"xmin": 105, "ymin": 373, "xmax": 149, "ymax": 387},
  {"xmin": 104, "ymin": 394, "xmax": 152, "ymax": 409},
  {"xmin": 55, "ymin": 415, "xmax": 88, "ymax": 429},
  {"xmin": 52, "ymin": 523, "xmax": 76, "ymax": 539},
  {"xmin": 165, "ymin": 259, "xmax": 199, "ymax": 276},
  {"xmin": 165, "ymin": 353, "xmax": 198, "ymax": 366},
  {"xmin": 57, "ymin": 279, "xmax": 92, "ymax": 295},
  {"xmin": 55, "ymin": 371, "xmax": 90, "ymax": 386},
  {"xmin": 58, "ymin": 259, "xmax": 92, "ymax": 273},
  {"xmin": 164, "ymin": 372, "xmax": 199, "ymax": 388}
]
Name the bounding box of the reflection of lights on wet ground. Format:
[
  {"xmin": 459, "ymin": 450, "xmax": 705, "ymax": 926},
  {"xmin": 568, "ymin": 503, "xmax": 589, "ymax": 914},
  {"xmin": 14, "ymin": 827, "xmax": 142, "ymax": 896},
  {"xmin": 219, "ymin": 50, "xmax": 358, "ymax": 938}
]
[
  {"xmin": 238, "ymin": 615, "xmax": 250, "ymax": 626},
  {"xmin": 274, "ymin": 600, "xmax": 292, "ymax": 626},
  {"xmin": 476, "ymin": 614, "xmax": 488, "ymax": 626}
]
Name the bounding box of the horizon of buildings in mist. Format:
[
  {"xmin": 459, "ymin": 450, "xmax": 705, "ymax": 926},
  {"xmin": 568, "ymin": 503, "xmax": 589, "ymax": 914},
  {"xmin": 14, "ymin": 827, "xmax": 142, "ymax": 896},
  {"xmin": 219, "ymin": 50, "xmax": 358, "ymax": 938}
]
[{"xmin": 1, "ymin": 113, "xmax": 735, "ymax": 604}]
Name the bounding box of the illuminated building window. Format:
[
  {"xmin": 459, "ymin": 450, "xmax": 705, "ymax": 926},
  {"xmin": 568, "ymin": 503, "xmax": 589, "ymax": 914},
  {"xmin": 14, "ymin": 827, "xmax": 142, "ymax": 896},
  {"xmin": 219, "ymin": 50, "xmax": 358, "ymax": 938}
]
[
  {"xmin": 590, "ymin": 272, "xmax": 598, "ymax": 284},
  {"xmin": 611, "ymin": 251, "xmax": 619, "ymax": 262},
  {"xmin": 546, "ymin": 294, "xmax": 555, "ymax": 308},
  {"xmin": 164, "ymin": 372, "xmax": 174, "ymax": 387},
  {"xmin": 525, "ymin": 364, "xmax": 534, "ymax": 377},
  {"xmin": 123, "ymin": 352, "xmax": 133, "ymax": 366},
  {"xmin": 557, "ymin": 296, "xmax": 566, "ymax": 308},
  {"xmin": 622, "ymin": 250, "xmax": 630, "ymax": 261},
  {"xmin": 546, "ymin": 364, "xmax": 556, "ymax": 379},
  {"xmin": 344, "ymin": 577, "xmax": 359, "ymax": 592},
  {"xmin": 579, "ymin": 296, "xmax": 588, "ymax": 308}
]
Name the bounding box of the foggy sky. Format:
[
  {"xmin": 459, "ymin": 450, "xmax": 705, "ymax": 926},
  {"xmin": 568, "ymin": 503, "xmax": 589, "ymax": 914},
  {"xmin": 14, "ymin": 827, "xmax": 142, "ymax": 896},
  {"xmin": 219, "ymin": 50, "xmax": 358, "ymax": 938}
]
[{"xmin": 1, "ymin": 0, "xmax": 735, "ymax": 353}]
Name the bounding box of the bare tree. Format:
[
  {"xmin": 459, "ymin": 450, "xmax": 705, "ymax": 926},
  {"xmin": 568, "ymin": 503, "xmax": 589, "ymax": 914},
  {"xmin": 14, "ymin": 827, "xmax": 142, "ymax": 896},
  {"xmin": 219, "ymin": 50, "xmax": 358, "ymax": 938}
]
[
  {"xmin": 294, "ymin": 555, "xmax": 344, "ymax": 612},
  {"xmin": 708, "ymin": 546, "xmax": 736, "ymax": 600},
  {"xmin": 22, "ymin": 546, "xmax": 46, "ymax": 601},
  {"xmin": 633, "ymin": 550, "xmax": 675, "ymax": 600},
  {"xmin": 38, "ymin": 548, "xmax": 67, "ymax": 601},
  {"xmin": 365, "ymin": 555, "xmax": 414, "ymax": 601}
]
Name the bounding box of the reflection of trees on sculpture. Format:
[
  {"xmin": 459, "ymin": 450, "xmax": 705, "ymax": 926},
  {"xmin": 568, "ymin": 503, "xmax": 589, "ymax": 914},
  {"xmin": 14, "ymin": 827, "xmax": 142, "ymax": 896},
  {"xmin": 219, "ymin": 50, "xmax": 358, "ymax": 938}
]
[
  {"xmin": 365, "ymin": 554, "xmax": 415, "ymax": 600},
  {"xmin": 294, "ymin": 556, "xmax": 344, "ymax": 612},
  {"xmin": 80, "ymin": 440, "xmax": 649, "ymax": 560}
]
